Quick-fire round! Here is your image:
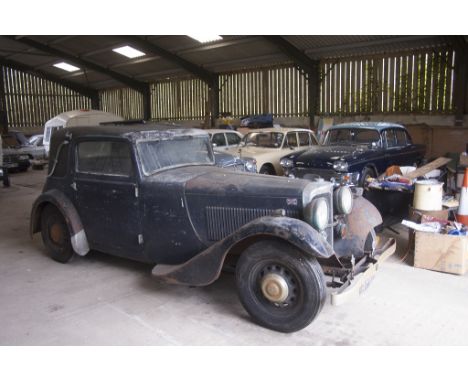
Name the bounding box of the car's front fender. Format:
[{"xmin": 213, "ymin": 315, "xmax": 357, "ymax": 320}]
[
  {"xmin": 152, "ymin": 215, "xmax": 334, "ymax": 286},
  {"xmin": 30, "ymin": 189, "xmax": 90, "ymax": 256}
]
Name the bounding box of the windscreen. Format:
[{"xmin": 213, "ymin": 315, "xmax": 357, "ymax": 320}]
[
  {"xmin": 137, "ymin": 135, "xmax": 214, "ymax": 175},
  {"xmin": 326, "ymin": 128, "xmax": 380, "ymax": 147},
  {"xmin": 242, "ymin": 132, "xmax": 284, "ymax": 148}
]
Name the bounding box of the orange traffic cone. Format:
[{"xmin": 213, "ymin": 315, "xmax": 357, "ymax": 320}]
[{"xmin": 457, "ymin": 167, "xmax": 468, "ymax": 225}]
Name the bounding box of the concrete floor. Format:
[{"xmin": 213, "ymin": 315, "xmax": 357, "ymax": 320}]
[{"xmin": 1, "ymin": 169, "xmax": 468, "ymax": 345}]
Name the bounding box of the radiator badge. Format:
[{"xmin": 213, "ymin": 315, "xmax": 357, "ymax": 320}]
[{"xmin": 286, "ymin": 198, "xmax": 298, "ymax": 206}]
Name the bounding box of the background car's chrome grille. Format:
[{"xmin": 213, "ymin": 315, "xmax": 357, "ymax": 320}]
[
  {"xmin": 295, "ymin": 167, "xmax": 337, "ymax": 180},
  {"xmin": 206, "ymin": 206, "xmax": 300, "ymax": 241}
]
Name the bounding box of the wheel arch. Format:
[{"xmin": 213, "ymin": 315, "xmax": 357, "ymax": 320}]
[
  {"xmin": 31, "ymin": 189, "xmax": 90, "ymax": 256},
  {"xmin": 151, "ymin": 216, "xmax": 334, "ymax": 286}
]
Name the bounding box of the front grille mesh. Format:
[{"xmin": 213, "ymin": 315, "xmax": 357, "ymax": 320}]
[{"xmin": 206, "ymin": 206, "xmax": 299, "ymax": 241}]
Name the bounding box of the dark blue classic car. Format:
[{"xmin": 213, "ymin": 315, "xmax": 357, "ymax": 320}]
[
  {"xmin": 30, "ymin": 123, "xmax": 395, "ymax": 333},
  {"xmin": 280, "ymin": 122, "xmax": 425, "ymax": 186}
]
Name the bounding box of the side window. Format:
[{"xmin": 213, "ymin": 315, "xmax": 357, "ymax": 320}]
[
  {"xmin": 298, "ymin": 132, "xmax": 310, "ymax": 146},
  {"xmin": 211, "ymin": 133, "xmax": 226, "ymax": 147},
  {"xmin": 286, "ymin": 132, "xmax": 298, "ymax": 148},
  {"xmin": 385, "ymin": 130, "xmax": 397, "ymax": 148},
  {"xmin": 50, "ymin": 144, "xmax": 69, "ymax": 178},
  {"xmin": 226, "ymin": 133, "xmax": 241, "ymax": 146},
  {"xmin": 395, "ymin": 129, "xmax": 407, "ymax": 146},
  {"xmin": 405, "ymin": 131, "xmax": 413, "ymax": 144},
  {"xmin": 77, "ymin": 140, "xmax": 133, "ymax": 176}
]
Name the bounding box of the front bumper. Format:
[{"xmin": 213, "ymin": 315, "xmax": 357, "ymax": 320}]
[{"xmin": 330, "ymin": 237, "xmax": 396, "ymax": 306}]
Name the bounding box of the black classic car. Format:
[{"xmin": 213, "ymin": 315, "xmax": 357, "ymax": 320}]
[
  {"xmin": 280, "ymin": 122, "xmax": 425, "ymax": 186},
  {"xmin": 30, "ymin": 123, "xmax": 395, "ymax": 333}
]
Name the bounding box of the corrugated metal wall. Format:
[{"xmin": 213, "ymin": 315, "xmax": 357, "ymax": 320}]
[
  {"xmin": 150, "ymin": 78, "xmax": 209, "ymax": 120},
  {"xmin": 320, "ymin": 48, "xmax": 456, "ymax": 115},
  {"xmin": 1, "ymin": 66, "xmax": 91, "ymax": 130},
  {"xmin": 219, "ymin": 65, "xmax": 308, "ymax": 118},
  {"xmin": 99, "ymin": 88, "xmax": 144, "ymax": 120}
]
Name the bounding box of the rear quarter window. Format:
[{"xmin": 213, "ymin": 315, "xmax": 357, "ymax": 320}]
[{"xmin": 77, "ymin": 140, "xmax": 133, "ymax": 177}]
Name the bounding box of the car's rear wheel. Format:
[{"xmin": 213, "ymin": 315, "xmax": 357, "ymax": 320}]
[
  {"xmin": 259, "ymin": 164, "xmax": 275, "ymax": 175},
  {"xmin": 236, "ymin": 240, "xmax": 326, "ymax": 333},
  {"xmin": 40, "ymin": 204, "xmax": 75, "ymax": 263}
]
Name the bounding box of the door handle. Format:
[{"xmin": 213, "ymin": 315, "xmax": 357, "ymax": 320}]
[{"xmin": 70, "ymin": 182, "xmax": 77, "ymax": 191}]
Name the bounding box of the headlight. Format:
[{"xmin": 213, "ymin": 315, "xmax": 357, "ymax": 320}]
[
  {"xmin": 333, "ymin": 160, "xmax": 348, "ymax": 172},
  {"xmin": 280, "ymin": 158, "xmax": 294, "ymax": 168},
  {"xmin": 19, "ymin": 155, "xmax": 29, "ymax": 160},
  {"xmin": 243, "ymin": 158, "xmax": 257, "ymax": 173},
  {"xmin": 334, "ymin": 186, "xmax": 353, "ymax": 215},
  {"xmin": 305, "ymin": 197, "xmax": 329, "ymax": 231}
]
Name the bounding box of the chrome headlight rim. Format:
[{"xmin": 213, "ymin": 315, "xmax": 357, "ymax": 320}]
[{"xmin": 334, "ymin": 186, "xmax": 353, "ymax": 215}]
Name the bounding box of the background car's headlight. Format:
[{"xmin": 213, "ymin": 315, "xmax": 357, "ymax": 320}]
[
  {"xmin": 280, "ymin": 158, "xmax": 294, "ymax": 168},
  {"xmin": 334, "ymin": 186, "xmax": 353, "ymax": 215},
  {"xmin": 244, "ymin": 158, "xmax": 257, "ymax": 173},
  {"xmin": 305, "ymin": 197, "xmax": 329, "ymax": 231},
  {"xmin": 333, "ymin": 160, "xmax": 348, "ymax": 172},
  {"xmin": 19, "ymin": 155, "xmax": 29, "ymax": 160}
]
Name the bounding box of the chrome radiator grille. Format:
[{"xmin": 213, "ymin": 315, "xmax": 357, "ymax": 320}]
[{"xmin": 206, "ymin": 206, "xmax": 300, "ymax": 241}]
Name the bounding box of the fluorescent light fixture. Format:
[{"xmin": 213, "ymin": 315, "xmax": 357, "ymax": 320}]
[
  {"xmin": 112, "ymin": 45, "xmax": 146, "ymax": 58},
  {"xmin": 188, "ymin": 34, "xmax": 223, "ymax": 44},
  {"xmin": 53, "ymin": 62, "xmax": 80, "ymax": 72}
]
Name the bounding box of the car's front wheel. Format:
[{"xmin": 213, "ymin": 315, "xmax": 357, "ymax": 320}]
[
  {"xmin": 40, "ymin": 204, "xmax": 75, "ymax": 263},
  {"xmin": 259, "ymin": 164, "xmax": 275, "ymax": 175},
  {"xmin": 236, "ymin": 240, "xmax": 326, "ymax": 333}
]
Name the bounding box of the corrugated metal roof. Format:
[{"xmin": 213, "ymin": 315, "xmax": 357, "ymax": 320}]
[{"xmin": 0, "ymin": 35, "xmax": 454, "ymax": 91}]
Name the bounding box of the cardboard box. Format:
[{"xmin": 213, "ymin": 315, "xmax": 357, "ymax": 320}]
[
  {"xmin": 414, "ymin": 231, "xmax": 468, "ymax": 275},
  {"xmin": 408, "ymin": 206, "xmax": 449, "ymax": 223}
]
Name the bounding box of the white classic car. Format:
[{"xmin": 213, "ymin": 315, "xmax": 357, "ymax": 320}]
[
  {"xmin": 225, "ymin": 127, "xmax": 318, "ymax": 175},
  {"xmin": 206, "ymin": 129, "xmax": 244, "ymax": 150}
]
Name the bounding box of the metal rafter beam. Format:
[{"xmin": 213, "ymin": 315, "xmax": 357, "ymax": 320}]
[
  {"xmin": 121, "ymin": 36, "xmax": 217, "ymax": 85},
  {"xmin": 263, "ymin": 36, "xmax": 319, "ymax": 128},
  {"xmin": 263, "ymin": 35, "xmax": 319, "ymax": 73},
  {"xmin": 0, "ymin": 56, "xmax": 98, "ymax": 100},
  {"xmin": 8, "ymin": 36, "xmax": 147, "ymax": 93}
]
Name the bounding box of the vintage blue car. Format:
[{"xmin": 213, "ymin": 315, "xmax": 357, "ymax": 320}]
[
  {"xmin": 30, "ymin": 123, "xmax": 395, "ymax": 333},
  {"xmin": 280, "ymin": 122, "xmax": 426, "ymax": 186}
]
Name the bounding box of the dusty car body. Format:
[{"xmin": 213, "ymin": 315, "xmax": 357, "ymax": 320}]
[
  {"xmin": 31, "ymin": 123, "xmax": 395, "ymax": 333},
  {"xmin": 1, "ymin": 132, "xmax": 31, "ymax": 172},
  {"xmin": 281, "ymin": 122, "xmax": 425, "ymax": 186},
  {"xmin": 2, "ymin": 130, "xmax": 46, "ymax": 161},
  {"xmin": 225, "ymin": 127, "xmax": 319, "ymax": 176}
]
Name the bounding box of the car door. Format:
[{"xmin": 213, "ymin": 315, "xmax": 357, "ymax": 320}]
[
  {"xmin": 226, "ymin": 132, "xmax": 242, "ymax": 149},
  {"xmin": 72, "ymin": 138, "xmax": 143, "ymax": 259},
  {"xmin": 211, "ymin": 133, "xmax": 227, "ymax": 149}
]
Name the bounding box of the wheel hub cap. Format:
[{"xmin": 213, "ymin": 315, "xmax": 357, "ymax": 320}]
[
  {"xmin": 50, "ymin": 223, "xmax": 63, "ymax": 245},
  {"xmin": 261, "ymin": 273, "xmax": 289, "ymax": 303}
]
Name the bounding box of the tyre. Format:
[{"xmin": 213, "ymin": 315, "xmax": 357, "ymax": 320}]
[
  {"xmin": 40, "ymin": 204, "xmax": 75, "ymax": 263},
  {"xmin": 259, "ymin": 164, "xmax": 275, "ymax": 175},
  {"xmin": 360, "ymin": 167, "xmax": 376, "ymax": 187},
  {"xmin": 236, "ymin": 240, "xmax": 326, "ymax": 333}
]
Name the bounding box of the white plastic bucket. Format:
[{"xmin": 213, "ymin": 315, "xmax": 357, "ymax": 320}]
[{"xmin": 413, "ymin": 180, "xmax": 443, "ymax": 211}]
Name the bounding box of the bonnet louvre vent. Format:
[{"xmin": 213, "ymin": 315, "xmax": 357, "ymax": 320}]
[{"xmin": 206, "ymin": 206, "xmax": 299, "ymax": 241}]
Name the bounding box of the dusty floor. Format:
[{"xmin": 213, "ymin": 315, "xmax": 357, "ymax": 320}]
[{"xmin": 1, "ymin": 169, "xmax": 467, "ymax": 345}]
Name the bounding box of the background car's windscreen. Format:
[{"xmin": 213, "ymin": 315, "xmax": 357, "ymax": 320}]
[
  {"xmin": 327, "ymin": 129, "xmax": 380, "ymax": 146},
  {"xmin": 138, "ymin": 136, "xmax": 213, "ymax": 174},
  {"xmin": 243, "ymin": 132, "xmax": 284, "ymax": 148}
]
